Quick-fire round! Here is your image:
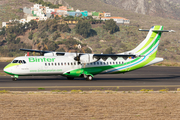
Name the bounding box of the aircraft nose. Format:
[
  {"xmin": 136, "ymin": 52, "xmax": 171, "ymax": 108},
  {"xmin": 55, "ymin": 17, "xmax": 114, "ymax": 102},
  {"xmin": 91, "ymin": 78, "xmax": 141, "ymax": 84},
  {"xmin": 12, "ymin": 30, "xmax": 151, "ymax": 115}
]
[{"xmin": 3, "ymin": 64, "xmax": 12, "ymax": 75}]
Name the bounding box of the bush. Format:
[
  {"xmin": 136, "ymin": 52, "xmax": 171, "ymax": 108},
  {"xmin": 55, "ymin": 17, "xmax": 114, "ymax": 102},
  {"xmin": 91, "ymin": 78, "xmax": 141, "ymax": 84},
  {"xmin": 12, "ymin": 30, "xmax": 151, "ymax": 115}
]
[
  {"xmin": 53, "ymin": 31, "xmax": 60, "ymax": 40},
  {"xmin": 84, "ymin": 47, "xmax": 92, "ymax": 53},
  {"xmin": 28, "ymin": 31, "xmax": 33, "ymax": 40},
  {"xmin": 103, "ymin": 19, "xmax": 120, "ymax": 34},
  {"xmin": 104, "ymin": 47, "xmax": 113, "ymax": 54},
  {"xmin": 58, "ymin": 24, "xmax": 71, "ymax": 33},
  {"xmin": 75, "ymin": 21, "xmax": 92, "ymax": 38}
]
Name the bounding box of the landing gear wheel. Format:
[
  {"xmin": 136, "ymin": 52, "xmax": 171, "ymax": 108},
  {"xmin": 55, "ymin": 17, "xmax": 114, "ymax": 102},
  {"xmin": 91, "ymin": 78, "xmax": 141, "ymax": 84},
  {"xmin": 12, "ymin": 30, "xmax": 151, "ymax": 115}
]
[
  {"xmin": 12, "ymin": 78, "xmax": 17, "ymax": 81},
  {"xmin": 86, "ymin": 75, "xmax": 93, "ymax": 81},
  {"xmin": 67, "ymin": 77, "xmax": 74, "ymax": 80}
]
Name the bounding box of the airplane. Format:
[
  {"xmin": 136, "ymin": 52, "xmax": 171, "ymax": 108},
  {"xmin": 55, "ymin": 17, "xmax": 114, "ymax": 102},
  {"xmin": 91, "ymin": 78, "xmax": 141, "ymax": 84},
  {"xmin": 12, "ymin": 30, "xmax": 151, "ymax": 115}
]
[{"xmin": 3, "ymin": 25, "xmax": 175, "ymax": 81}]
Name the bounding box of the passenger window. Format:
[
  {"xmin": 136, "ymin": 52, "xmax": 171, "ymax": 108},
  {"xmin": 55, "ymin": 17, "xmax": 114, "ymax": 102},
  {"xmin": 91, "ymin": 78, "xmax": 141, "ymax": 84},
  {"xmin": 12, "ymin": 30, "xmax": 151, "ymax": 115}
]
[
  {"xmin": 52, "ymin": 63, "xmax": 53, "ymax": 65},
  {"xmin": 55, "ymin": 63, "xmax": 57, "ymax": 66},
  {"xmin": 110, "ymin": 62, "xmax": 111, "ymax": 65},
  {"xmin": 48, "ymin": 63, "xmax": 50, "ymax": 66},
  {"xmin": 23, "ymin": 60, "xmax": 26, "ymax": 64},
  {"xmin": 45, "ymin": 63, "xmax": 47, "ymax": 66},
  {"xmin": 64, "ymin": 63, "xmax": 66, "ymax": 65},
  {"xmin": 122, "ymin": 62, "xmax": 124, "ymax": 64},
  {"xmin": 71, "ymin": 63, "xmax": 73, "ymax": 65},
  {"xmin": 68, "ymin": 63, "xmax": 69, "ymax": 65},
  {"xmin": 61, "ymin": 63, "xmax": 63, "ymax": 65},
  {"xmin": 113, "ymin": 62, "xmax": 115, "ymax": 64},
  {"xmin": 19, "ymin": 60, "xmax": 23, "ymax": 63},
  {"xmin": 97, "ymin": 62, "xmax": 99, "ymax": 65},
  {"xmin": 119, "ymin": 62, "xmax": 121, "ymax": 64},
  {"xmin": 12, "ymin": 60, "xmax": 18, "ymax": 63},
  {"xmin": 107, "ymin": 62, "xmax": 108, "ymax": 65},
  {"xmin": 74, "ymin": 62, "xmax": 76, "ymax": 65},
  {"xmin": 58, "ymin": 63, "xmax": 60, "ymax": 66}
]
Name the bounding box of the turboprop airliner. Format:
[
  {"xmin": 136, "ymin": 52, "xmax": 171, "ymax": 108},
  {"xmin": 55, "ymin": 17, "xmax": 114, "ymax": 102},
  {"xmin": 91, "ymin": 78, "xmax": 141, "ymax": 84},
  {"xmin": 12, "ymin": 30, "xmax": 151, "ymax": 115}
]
[{"xmin": 3, "ymin": 26, "xmax": 174, "ymax": 81}]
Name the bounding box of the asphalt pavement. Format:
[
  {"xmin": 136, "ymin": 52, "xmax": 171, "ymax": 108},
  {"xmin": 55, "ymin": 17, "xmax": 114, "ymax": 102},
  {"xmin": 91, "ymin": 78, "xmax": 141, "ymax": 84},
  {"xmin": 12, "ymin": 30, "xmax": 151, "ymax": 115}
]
[{"xmin": 1, "ymin": 62, "xmax": 180, "ymax": 91}]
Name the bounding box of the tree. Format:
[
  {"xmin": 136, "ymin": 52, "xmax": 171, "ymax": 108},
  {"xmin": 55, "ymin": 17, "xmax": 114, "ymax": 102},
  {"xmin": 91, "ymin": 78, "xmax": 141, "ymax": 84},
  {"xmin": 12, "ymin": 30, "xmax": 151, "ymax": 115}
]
[
  {"xmin": 28, "ymin": 31, "xmax": 33, "ymax": 40},
  {"xmin": 84, "ymin": 47, "xmax": 92, "ymax": 53},
  {"xmin": 58, "ymin": 24, "xmax": 71, "ymax": 33},
  {"xmin": 104, "ymin": 47, "xmax": 113, "ymax": 54},
  {"xmin": 53, "ymin": 31, "xmax": 60, "ymax": 40},
  {"xmin": 29, "ymin": 20, "xmax": 38, "ymax": 30},
  {"xmin": 103, "ymin": 19, "xmax": 120, "ymax": 34},
  {"xmin": 0, "ymin": 27, "xmax": 6, "ymax": 36},
  {"xmin": 75, "ymin": 21, "xmax": 92, "ymax": 38}
]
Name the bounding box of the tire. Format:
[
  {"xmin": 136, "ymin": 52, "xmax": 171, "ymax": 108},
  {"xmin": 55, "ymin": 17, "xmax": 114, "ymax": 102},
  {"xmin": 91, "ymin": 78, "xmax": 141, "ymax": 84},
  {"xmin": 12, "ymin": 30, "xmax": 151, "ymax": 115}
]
[
  {"xmin": 86, "ymin": 75, "xmax": 93, "ymax": 81},
  {"xmin": 12, "ymin": 78, "xmax": 17, "ymax": 81},
  {"xmin": 67, "ymin": 77, "xmax": 74, "ymax": 80}
]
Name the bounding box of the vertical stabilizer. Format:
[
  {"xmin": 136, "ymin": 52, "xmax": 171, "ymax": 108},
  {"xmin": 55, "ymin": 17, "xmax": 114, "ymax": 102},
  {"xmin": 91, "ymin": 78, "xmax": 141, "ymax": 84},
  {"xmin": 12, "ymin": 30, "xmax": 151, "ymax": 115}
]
[{"xmin": 129, "ymin": 25, "xmax": 163, "ymax": 57}]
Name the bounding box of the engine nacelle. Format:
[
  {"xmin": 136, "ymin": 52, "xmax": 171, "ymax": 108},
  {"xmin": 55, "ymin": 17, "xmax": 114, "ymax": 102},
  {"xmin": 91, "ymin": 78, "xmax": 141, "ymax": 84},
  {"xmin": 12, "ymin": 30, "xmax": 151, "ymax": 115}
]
[{"xmin": 79, "ymin": 54, "xmax": 99, "ymax": 63}]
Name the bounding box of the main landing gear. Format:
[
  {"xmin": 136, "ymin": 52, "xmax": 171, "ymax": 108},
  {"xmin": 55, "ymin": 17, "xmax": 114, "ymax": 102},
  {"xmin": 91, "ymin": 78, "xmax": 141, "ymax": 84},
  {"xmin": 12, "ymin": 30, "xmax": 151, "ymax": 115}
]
[{"xmin": 86, "ymin": 75, "xmax": 93, "ymax": 81}]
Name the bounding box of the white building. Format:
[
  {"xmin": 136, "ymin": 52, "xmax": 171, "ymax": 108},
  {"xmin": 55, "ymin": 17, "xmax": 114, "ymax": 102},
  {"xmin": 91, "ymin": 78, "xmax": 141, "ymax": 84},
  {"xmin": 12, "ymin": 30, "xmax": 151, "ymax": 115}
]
[
  {"xmin": 101, "ymin": 17, "xmax": 130, "ymax": 24},
  {"xmin": 46, "ymin": 7, "xmax": 54, "ymax": 14}
]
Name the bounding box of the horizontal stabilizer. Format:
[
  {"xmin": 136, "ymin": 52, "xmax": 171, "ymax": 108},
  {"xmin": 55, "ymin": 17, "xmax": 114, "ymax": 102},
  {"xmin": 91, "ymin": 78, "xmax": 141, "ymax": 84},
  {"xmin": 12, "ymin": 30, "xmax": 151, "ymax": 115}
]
[{"xmin": 139, "ymin": 29, "xmax": 175, "ymax": 32}]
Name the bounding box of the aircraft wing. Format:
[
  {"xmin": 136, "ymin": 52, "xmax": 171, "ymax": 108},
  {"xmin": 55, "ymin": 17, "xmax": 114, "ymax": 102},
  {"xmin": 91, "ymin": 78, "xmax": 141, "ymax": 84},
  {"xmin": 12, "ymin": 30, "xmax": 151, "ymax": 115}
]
[
  {"xmin": 93, "ymin": 54, "xmax": 140, "ymax": 60},
  {"xmin": 20, "ymin": 49, "xmax": 65, "ymax": 55}
]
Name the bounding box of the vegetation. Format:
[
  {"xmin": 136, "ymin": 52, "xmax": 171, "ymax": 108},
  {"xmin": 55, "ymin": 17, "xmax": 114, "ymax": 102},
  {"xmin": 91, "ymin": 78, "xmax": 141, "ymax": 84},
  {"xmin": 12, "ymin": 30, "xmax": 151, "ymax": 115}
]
[
  {"xmin": 103, "ymin": 19, "xmax": 120, "ymax": 34},
  {"xmin": 75, "ymin": 21, "xmax": 97, "ymax": 38},
  {"xmin": 29, "ymin": 0, "xmax": 62, "ymax": 8},
  {"xmin": 104, "ymin": 47, "xmax": 113, "ymax": 54}
]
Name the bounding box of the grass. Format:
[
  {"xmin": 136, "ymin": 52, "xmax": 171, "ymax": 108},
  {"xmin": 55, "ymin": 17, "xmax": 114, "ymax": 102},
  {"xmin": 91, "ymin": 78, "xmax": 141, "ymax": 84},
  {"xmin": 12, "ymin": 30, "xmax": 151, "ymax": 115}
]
[
  {"xmin": 140, "ymin": 89, "xmax": 153, "ymax": 93},
  {"xmin": 0, "ymin": 90, "xmax": 9, "ymax": 93},
  {"xmin": 70, "ymin": 89, "xmax": 83, "ymax": 93},
  {"xmin": 159, "ymin": 88, "xmax": 169, "ymax": 92},
  {"xmin": 38, "ymin": 88, "xmax": 45, "ymax": 90},
  {"xmin": 51, "ymin": 90, "xmax": 61, "ymax": 92}
]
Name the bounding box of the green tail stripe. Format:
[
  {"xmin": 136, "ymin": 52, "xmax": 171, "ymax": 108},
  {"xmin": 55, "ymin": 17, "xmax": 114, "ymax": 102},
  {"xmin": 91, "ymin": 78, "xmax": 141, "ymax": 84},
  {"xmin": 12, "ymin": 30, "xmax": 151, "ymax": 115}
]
[{"xmin": 137, "ymin": 26, "xmax": 162, "ymax": 53}]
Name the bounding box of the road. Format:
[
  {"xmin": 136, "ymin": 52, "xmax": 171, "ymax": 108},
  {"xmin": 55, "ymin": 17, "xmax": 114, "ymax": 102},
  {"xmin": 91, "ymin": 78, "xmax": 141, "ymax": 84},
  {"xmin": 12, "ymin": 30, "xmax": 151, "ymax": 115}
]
[{"xmin": 1, "ymin": 62, "xmax": 180, "ymax": 91}]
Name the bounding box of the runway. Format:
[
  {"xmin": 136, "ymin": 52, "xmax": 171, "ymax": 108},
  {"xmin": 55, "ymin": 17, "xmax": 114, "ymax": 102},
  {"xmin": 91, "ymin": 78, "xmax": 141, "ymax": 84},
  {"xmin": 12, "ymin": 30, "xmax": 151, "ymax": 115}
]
[{"xmin": 1, "ymin": 62, "xmax": 180, "ymax": 91}]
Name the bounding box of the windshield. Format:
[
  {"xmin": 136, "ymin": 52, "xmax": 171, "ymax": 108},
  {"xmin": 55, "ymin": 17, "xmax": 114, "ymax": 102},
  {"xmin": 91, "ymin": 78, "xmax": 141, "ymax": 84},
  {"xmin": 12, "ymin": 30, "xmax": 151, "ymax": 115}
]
[
  {"xmin": 12, "ymin": 60, "xmax": 26, "ymax": 64},
  {"xmin": 12, "ymin": 60, "xmax": 19, "ymax": 63}
]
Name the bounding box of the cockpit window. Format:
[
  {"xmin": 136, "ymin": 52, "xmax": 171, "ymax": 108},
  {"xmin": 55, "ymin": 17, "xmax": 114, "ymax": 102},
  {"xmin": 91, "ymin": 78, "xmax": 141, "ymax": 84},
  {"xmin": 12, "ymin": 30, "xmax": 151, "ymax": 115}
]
[
  {"xmin": 12, "ymin": 60, "xmax": 26, "ymax": 64},
  {"xmin": 12, "ymin": 60, "xmax": 19, "ymax": 63}
]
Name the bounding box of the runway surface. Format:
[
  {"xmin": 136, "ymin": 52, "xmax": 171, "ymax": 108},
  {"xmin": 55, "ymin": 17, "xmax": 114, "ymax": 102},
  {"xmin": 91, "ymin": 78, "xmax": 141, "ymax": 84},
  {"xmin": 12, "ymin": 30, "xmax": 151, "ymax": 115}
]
[{"xmin": 1, "ymin": 62, "xmax": 180, "ymax": 91}]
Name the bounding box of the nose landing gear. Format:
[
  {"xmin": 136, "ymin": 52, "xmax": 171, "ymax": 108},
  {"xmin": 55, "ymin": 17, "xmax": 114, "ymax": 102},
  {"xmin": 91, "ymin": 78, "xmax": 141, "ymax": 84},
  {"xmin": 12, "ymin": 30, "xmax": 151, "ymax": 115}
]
[{"xmin": 11, "ymin": 75, "xmax": 18, "ymax": 81}]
